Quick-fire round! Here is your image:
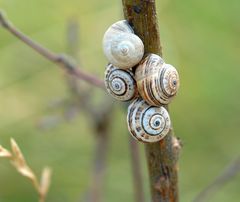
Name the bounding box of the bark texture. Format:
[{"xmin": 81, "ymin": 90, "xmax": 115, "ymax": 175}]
[{"xmin": 122, "ymin": 1, "xmax": 181, "ymax": 201}]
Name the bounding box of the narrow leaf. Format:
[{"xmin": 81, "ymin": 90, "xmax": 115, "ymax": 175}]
[
  {"xmin": 0, "ymin": 145, "xmax": 12, "ymax": 158},
  {"xmin": 10, "ymin": 138, "xmax": 39, "ymax": 190},
  {"xmin": 40, "ymin": 167, "xmax": 52, "ymax": 197}
]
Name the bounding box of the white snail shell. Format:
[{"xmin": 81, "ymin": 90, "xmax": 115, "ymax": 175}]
[
  {"xmin": 127, "ymin": 98, "xmax": 171, "ymax": 143},
  {"xmin": 103, "ymin": 20, "xmax": 144, "ymax": 69},
  {"xmin": 104, "ymin": 64, "xmax": 137, "ymax": 101},
  {"xmin": 135, "ymin": 54, "xmax": 180, "ymax": 106}
]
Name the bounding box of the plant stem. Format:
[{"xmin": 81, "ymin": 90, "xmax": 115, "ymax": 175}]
[
  {"xmin": 122, "ymin": 1, "xmax": 181, "ymax": 201},
  {"xmin": 0, "ymin": 11, "xmax": 104, "ymax": 89},
  {"xmin": 65, "ymin": 19, "xmax": 112, "ymax": 202},
  {"xmin": 129, "ymin": 137, "xmax": 145, "ymax": 202}
]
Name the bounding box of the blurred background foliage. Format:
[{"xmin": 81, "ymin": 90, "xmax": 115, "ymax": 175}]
[{"xmin": 0, "ymin": 0, "xmax": 239, "ymax": 201}]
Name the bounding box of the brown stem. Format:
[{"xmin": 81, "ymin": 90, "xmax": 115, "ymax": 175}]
[
  {"xmin": 122, "ymin": 102, "xmax": 145, "ymax": 202},
  {"xmin": 129, "ymin": 137, "xmax": 145, "ymax": 202},
  {"xmin": 87, "ymin": 127, "xmax": 110, "ymax": 202},
  {"xmin": 84, "ymin": 103, "xmax": 113, "ymax": 202},
  {"xmin": 122, "ymin": 1, "xmax": 181, "ymax": 201},
  {"xmin": 0, "ymin": 11, "xmax": 104, "ymax": 89},
  {"xmin": 65, "ymin": 20, "xmax": 112, "ymax": 202}
]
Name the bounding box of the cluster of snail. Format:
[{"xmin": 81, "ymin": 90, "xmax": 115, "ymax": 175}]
[{"xmin": 103, "ymin": 20, "xmax": 180, "ymax": 143}]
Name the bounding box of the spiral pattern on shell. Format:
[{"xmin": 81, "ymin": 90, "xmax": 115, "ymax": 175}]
[
  {"xmin": 127, "ymin": 98, "xmax": 171, "ymax": 143},
  {"xmin": 103, "ymin": 20, "xmax": 144, "ymax": 69},
  {"xmin": 135, "ymin": 54, "xmax": 180, "ymax": 106},
  {"xmin": 104, "ymin": 64, "xmax": 137, "ymax": 101}
]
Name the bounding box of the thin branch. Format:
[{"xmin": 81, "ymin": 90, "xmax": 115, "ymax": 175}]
[
  {"xmin": 85, "ymin": 104, "xmax": 113, "ymax": 202},
  {"xmin": 65, "ymin": 20, "xmax": 113, "ymax": 202},
  {"xmin": 120, "ymin": 102, "xmax": 146, "ymax": 202},
  {"xmin": 77, "ymin": 84, "xmax": 113, "ymax": 202},
  {"xmin": 193, "ymin": 156, "xmax": 240, "ymax": 202},
  {"xmin": 0, "ymin": 11, "xmax": 104, "ymax": 89},
  {"xmin": 129, "ymin": 137, "xmax": 145, "ymax": 202}
]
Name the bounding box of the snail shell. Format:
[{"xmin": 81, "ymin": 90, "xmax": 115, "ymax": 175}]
[
  {"xmin": 127, "ymin": 98, "xmax": 171, "ymax": 143},
  {"xmin": 103, "ymin": 20, "xmax": 144, "ymax": 69},
  {"xmin": 104, "ymin": 64, "xmax": 137, "ymax": 101},
  {"xmin": 135, "ymin": 54, "xmax": 180, "ymax": 106}
]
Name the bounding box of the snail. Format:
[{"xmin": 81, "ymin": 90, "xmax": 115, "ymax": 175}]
[
  {"xmin": 103, "ymin": 20, "xmax": 144, "ymax": 69},
  {"xmin": 104, "ymin": 64, "xmax": 137, "ymax": 101},
  {"xmin": 127, "ymin": 98, "xmax": 171, "ymax": 143},
  {"xmin": 135, "ymin": 54, "xmax": 180, "ymax": 106}
]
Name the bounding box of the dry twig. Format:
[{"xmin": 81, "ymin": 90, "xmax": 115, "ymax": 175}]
[
  {"xmin": 0, "ymin": 11, "xmax": 104, "ymax": 89},
  {"xmin": 65, "ymin": 20, "xmax": 114, "ymax": 202},
  {"xmin": 193, "ymin": 156, "xmax": 240, "ymax": 202},
  {"xmin": 129, "ymin": 137, "xmax": 145, "ymax": 202},
  {"xmin": 0, "ymin": 138, "xmax": 52, "ymax": 202}
]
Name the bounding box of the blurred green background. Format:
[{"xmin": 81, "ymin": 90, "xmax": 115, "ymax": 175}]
[{"xmin": 0, "ymin": 0, "xmax": 239, "ymax": 201}]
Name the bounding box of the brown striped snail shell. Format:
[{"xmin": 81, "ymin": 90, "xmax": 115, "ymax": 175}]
[
  {"xmin": 135, "ymin": 54, "xmax": 180, "ymax": 106},
  {"xmin": 103, "ymin": 20, "xmax": 144, "ymax": 69},
  {"xmin": 104, "ymin": 64, "xmax": 137, "ymax": 101},
  {"xmin": 127, "ymin": 98, "xmax": 171, "ymax": 143}
]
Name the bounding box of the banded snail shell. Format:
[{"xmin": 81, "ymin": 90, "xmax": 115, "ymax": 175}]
[
  {"xmin": 104, "ymin": 64, "xmax": 137, "ymax": 101},
  {"xmin": 103, "ymin": 20, "xmax": 144, "ymax": 69},
  {"xmin": 135, "ymin": 54, "xmax": 180, "ymax": 106},
  {"xmin": 127, "ymin": 98, "xmax": 171, "ymax": 143}
]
